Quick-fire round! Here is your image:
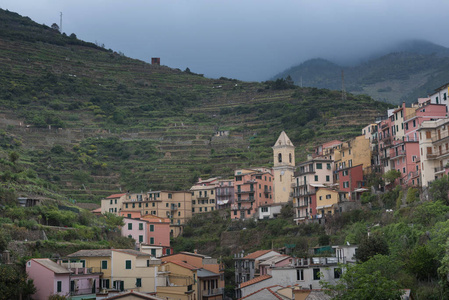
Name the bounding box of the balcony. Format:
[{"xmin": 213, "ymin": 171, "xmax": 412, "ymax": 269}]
[
  {"xmin": 293, "ymin": 201, "xmax": 308, "ymax": 208},
  {"xmin": 295, "ymin": 168, "xmax": 314, "ymax": 176},
  {"xmin": 231, "ymin": 205, "xmax": 249, "ymax": 211},
  {"xmin": 390, "ymin": 149, "xmax": 406, "ymax": 159},
  {"xmin": 170, "ymin": 205, "xmax": 178, "ymax": 211},
  {"xmin": 236, "ymin": 190, "xmax": 255, "ymax": 194},
  {"xmin": 435, "ymin": 166, "xmax": 446, "ymax": 174},
  {"xmin": 236, "ymin": 197, "xmax": 255, "ymax": 202},
  {"xmin": 202, "ymin": 288, "xmax": 224, "ymax": 297},
  {"xmin": 431, "ymin": 130, "xmax": 449, "ymax": 143}
]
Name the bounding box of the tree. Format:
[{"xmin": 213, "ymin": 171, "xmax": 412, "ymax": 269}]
[
  {"xmin": 321, "ymin": 257, "xmax": 404, "ymax": 300},
  {"xmin": 408, "ymin": 245, "xmax": 439, "ymax": 281},
  {"xmin": 382, "ymin": 169, "xmax": 401, "ymax": 187},
  {"xmin": 8, "ymin": 151, "xmax": 19, "ymax": 164},
  {"xmin": 50, "ymin": 23, "xmax": 60, "ymax": 31},
  {"xmin": 356, "ymin": 233, "xmax": 389, "ymax": 262},
  {"xmin": 429, "ymin": 175, "xmax": 449, "ymax": 204},
  {"xmin": 0, "ymin": 265, "xmax": 36, "ymax": 300}
]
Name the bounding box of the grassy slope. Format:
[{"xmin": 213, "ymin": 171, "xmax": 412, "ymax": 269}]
[{"xmin": 0, "ymin": 9, "xmax": 391, "ymax": 203}]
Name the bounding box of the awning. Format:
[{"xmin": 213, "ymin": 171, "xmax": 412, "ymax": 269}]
[{"xmin": 316, "ymin": 204, "xmax": 334, "ymax": 210}]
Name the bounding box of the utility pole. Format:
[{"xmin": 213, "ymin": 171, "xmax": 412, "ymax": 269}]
[
  {"xmin": 341, "ymin": 70, "xmax": 346, "ymax": 100},
  {"xmin": 60, "ymin": 12, "xmax": 62, "ymax": 33}
]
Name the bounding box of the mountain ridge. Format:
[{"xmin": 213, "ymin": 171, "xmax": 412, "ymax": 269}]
[{"xmin": 273, "ymin": 40, "xmax": 449, "ymax": 104}]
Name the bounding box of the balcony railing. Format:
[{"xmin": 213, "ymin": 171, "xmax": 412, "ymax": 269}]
[
  {"xmin": 390, "ymin": 149, "xmax": 406, "ymax": 159},
  {"xmin": 202, "ymin": 288, "xmax": 224, "ymax": 296},
  {"xmin": 435, "ymin": 166, "xmax": 447, "ymax": 174},
  {"xmin": 432, "ymin": 130, "xmax": 449, "ymax": 142},
  {"xmin": 237, "ymin": 197, "xmax": 255, "ymax": 202}
]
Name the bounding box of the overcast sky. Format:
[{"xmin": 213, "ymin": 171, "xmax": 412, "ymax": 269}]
[{"xmin": 2, "ymin": 0, "xmax": 449, "ymax": 81}]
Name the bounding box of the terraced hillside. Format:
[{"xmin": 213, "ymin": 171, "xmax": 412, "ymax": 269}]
[{"xmin": 0, "ymin": 9, "xmax": 392, "ymax": 203}]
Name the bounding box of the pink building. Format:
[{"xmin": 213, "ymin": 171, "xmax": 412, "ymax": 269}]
[
  {"xmin": 26, "ymin": 258, "xmax": 101, "ymax": 300},
  {"xmin": 231, "ymin": 168, "xmax": 273, "ymax": 220},
  {"xmin": 121, "ymin": 214, "xmax": 171, "ymax": 255},
  {"xmin": 215, "ymin": 179, "xmax": 235, "ymax": 209}
]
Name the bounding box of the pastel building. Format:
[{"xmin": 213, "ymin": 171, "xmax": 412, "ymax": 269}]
[
  {"xmin": 121, "ymin": 214, "xmax": 171, "ymax": 255},
  {"xmin": 215, "ymin": 179, "xmax": 234, "ymax": 209},
  {"xmin": 293, "ymin": 158, "xmax": 334, "ymax": 224},
  {"xmin": 334, "ymin": 135, "xmax": 371, "ymax": 173},
  {"xmin": 419, "ymin": 118, "xmax": 449, "ymax": 187},
  {"xmin": 429, "ymin": 82, "xmax": 449, "ymax": 110},
  {"xmin": 102, "ymin": 191, "xmax": 192, "ymax": 237},
  {"xmin": 191, "ymin": 178, "xmax": 219, "ymax": 214},
  {"xmin": 231, "ymin": 168, "xmax": 273, "ymax": 220},
  {"xmin": 26, "ymin": 258, "xmax": 101, "ymax": 300},
  {"xmin": 67, "ymin": 249, "xmax": 160, "ymax": 293},
  {"xmin": 159, "ymin": 251, "xmax": 225, "ymax": 300},
  {"xmin": 315, "ymin": 187, "xmax": 340, "ymax": 218}
]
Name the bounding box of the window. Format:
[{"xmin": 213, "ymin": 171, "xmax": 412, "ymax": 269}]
[
  {"xmin": 192, "ymin": 200, "xmax": 196, "ymax": 205},
  {"xmin": 314, "ymin": 175, "xmax": 318, "ymax": 181},
  {"xmin": 327, "ymin": 163, "xmax": 331, "ymax": 170},
  {"xmin": 166, "ymin": 203, "xmax": 169, "ymax": 207},
  {"xmin": 334, "ymin": 268, "xmax": 342, "ymax": 279},
  {"xmin": 151, "ymin": 249, "xmax": 156, "ymax": 256},
  {"xmin": 125, "ymin": 204, "xmax": 128, "ymax": 209},
  {"xmin": 136, "ymin": 278, "xmax": 142, "ymax": 287},
  {"xmin": 326, "ymin": 175, "xmax": 330, "ymax": 182},
  {"xmin": 102, "ymin": 260, "xmax": 108, "ymax": 269},
  {"xmin": 139, "ymin": 223, "xmax": 143, "ymax": 230},
  {"xmin": 150, "ymin": 224, "xmax": 154, "ymax": 232},
  {"xmin": 413, "ymin": 120, "xmax": 416, "ymax": 127},
  {"xmin": 150, "ymin": 237, "xmax": 155, "ymax": 244},
  {"xmin": 168, "ymin": 193, "xmax": 172, "ymax": 199},
  {"xmin": 101, "ymin": 279, "xmax": 110, "ymax": 289},
  {"xmin": 261, "ymin": 207, "xmax": 268, "ymax": 212},
  {"xmin": 236, "ymin": 176, "xmax": 242, "ymax": 181},
  {"xmin": 126, "ymin": 260, "xmax": 132, "ymax": 269},
  {"xmin": 316, "ymin": 163, "xmax": 322, "ymax": 169},
  {"xmin": 343, "ymin": 181, "xmax": 349, "ymax": 188},
  {"xmin": 71, "ymin": 280, "xmax": 75, "ymax": 292},
  {"xmin": 313, "ymin": 268, "xmax": 321, "ymax": 280},
  {"xmin": 296, "ymin": 269, "xmax": 304, "ymax": 281},
  {"xmin": 326, "ymin": 194, "xmax": 331, "ymax": 199},
  {"xmin": 132, "ymin": 203, "xmax": 135, "ymax": 208},
  {"xmin": 110, "ymin": 200, "xmax": 113, "ymax": 205},
  {"xmin": 278, "ymin": 153, "xmax": 282, "ymax": 163},
  {"xmin": 128, "ymin": 223, "xmax": 132, "ymax": 230},
  {"xmin": 426, "ymin": 131, "xmax": 431, "ymax": 139},
  {"xmin": 139, "ymin": 235, "xmax": 143, "ymax": 243},
  {"xmin": 403, "ymin": 167, "xmax": 406, "ymax": 173},
  {"xmin": 57, "ymin": 281, "xmax": 62, "ymax": 292},
  {"xmin": 192, "ymin": 208, "xmax": 195, "ymax": 212}
]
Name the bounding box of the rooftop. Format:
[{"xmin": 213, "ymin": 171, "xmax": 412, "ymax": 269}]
[
  {"xmin": 106, "ymin": 193, "xmax": 126, "ymax": 199},
  {"xmin": 31, "ymin": 258, "xmax": 71, "ymax": 274},
  {"xmin": 240, "ymin": 274, "xmax": 272, "ymax": 288}
]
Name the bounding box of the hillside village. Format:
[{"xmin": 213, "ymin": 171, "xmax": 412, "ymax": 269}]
[
  {"xmin": 1, "ymin": 82, "xmax": 447, "ymax": 300},
  {"xmin": 3, "ymin": 7, "xmax": 449, "ymax": 300}
]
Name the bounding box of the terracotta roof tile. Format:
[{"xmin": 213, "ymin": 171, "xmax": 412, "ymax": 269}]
[
  {"xmin": 240, "ymin": 274, "xmax": 272, "ymax": 288},
  {"xmin": 106, "ymin": 193, "xmax": 126, "ymax": 199},
  {"xmin": 166, "ymin": 260, "xmax": 199, "ymax": 271},
  {"xmin": 243, "ymin": 250, "xmax": 273, "ymax": 259}
]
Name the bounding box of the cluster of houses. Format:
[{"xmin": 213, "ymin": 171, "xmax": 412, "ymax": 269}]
[
  {"xmin": 95, "ymin": 82, "xmax": 449, "ymax": 250},
  {"xmin": 24, "ymin": 83, "xmax": 449, "ymax": 299},
  {"xmin": 26, "ymin": 249, "xmax": 224, "ymax": 300}
]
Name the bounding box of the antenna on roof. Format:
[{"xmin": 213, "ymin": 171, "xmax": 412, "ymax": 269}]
[
  {"xmin": 341, "ymin": 70, "xmax": 347, "ymax": 101},
  {"xmin": 59, "ymin": 12, "xmax": 63, "ymax": 33}
]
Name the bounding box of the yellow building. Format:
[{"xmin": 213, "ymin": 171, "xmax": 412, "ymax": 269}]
[
  {"xmin": 157, "ymin": 260, "xmax": 223, "ymax": 300},
  {"xmin": 67, "ymin": 249, "xmax": 160, "ymax": 292},
  {"xmin": 315, "ymin": 188, "xmax": 339, "ymax": 217},
  {"xmin": 334, "ymin": 135, "xmax": 371, "ymax": 173},
  {"xmin": 272, "ymin": 131, "xmax": 295, "ymax": 203},
  {"xmin": 101, "ymin": 191, "xmax": 192, "ymax": 237},
  {"xmin": 190, "ymin": 178, "xmax": 219, "ymax": 214}
]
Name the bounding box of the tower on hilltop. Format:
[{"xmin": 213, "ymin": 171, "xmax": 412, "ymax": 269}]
[{"xmin": 272, "ymin": 131, "xmax": 295, "ymax": 203}]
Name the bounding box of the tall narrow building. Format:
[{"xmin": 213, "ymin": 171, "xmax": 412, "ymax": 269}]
[{"xmin": 272, "ymin": 131, "xmax": 295, "ymax": 203}]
